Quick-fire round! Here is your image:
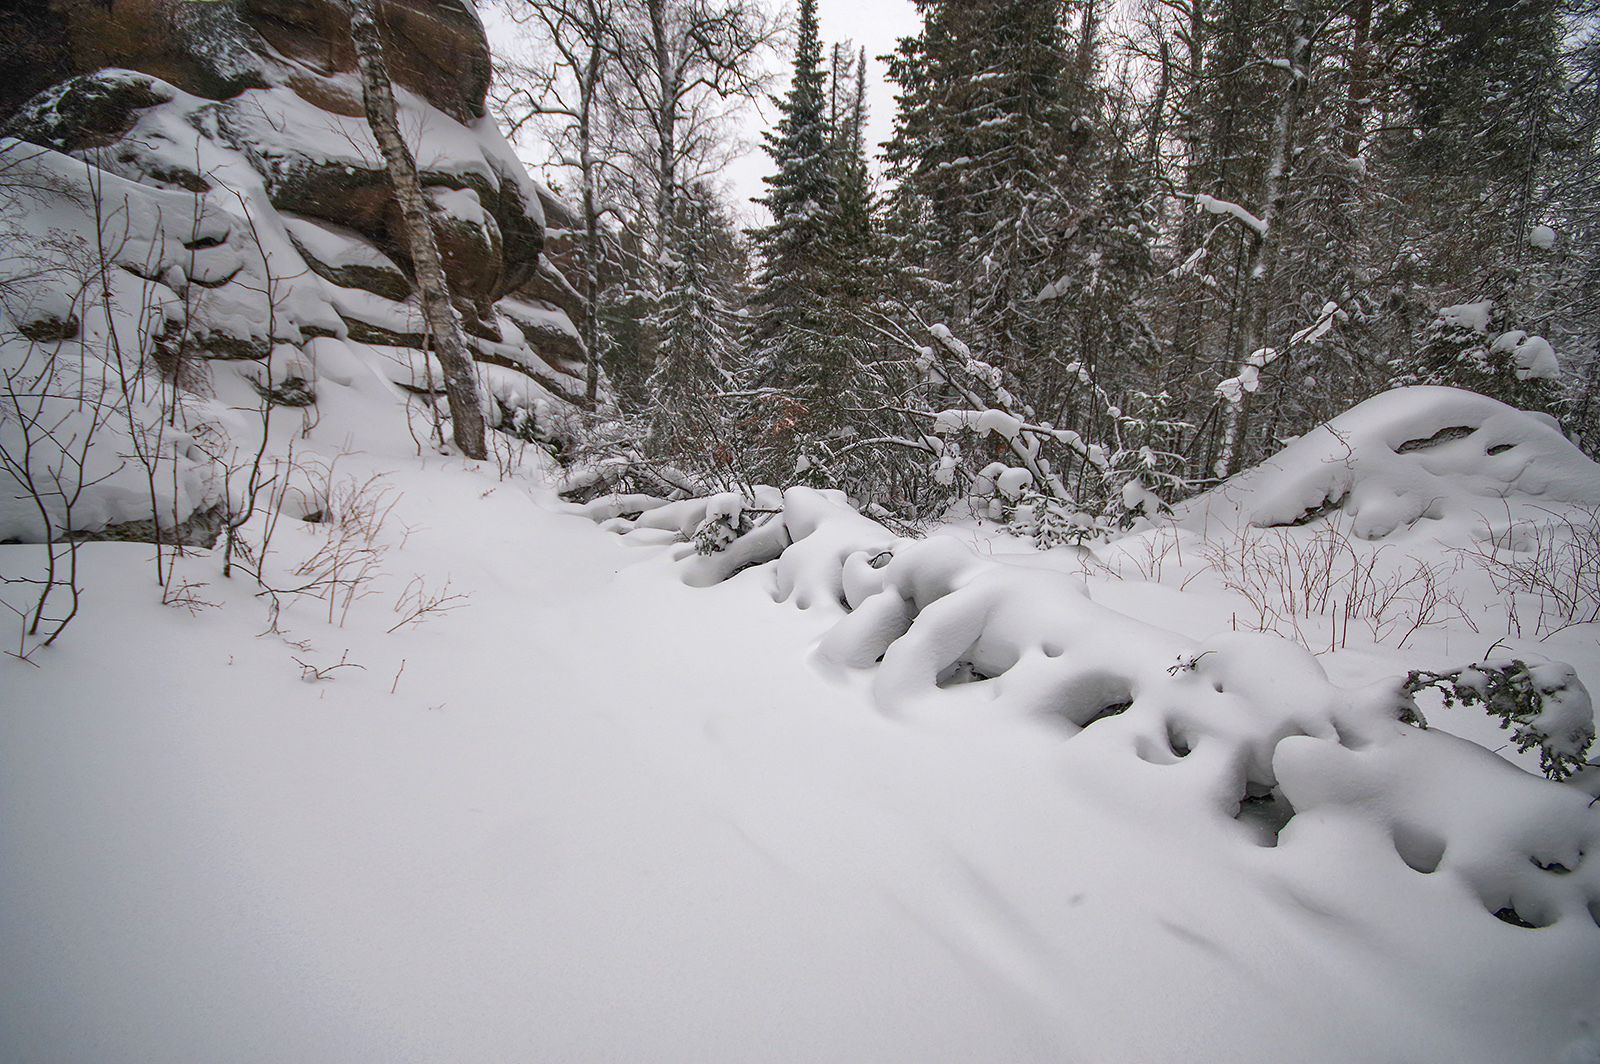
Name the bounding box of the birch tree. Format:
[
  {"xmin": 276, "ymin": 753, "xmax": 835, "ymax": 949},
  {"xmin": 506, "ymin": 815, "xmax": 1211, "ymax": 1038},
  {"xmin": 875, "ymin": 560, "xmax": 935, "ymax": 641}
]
[
  {"xmin": 348, "ymin": 0, "xmax": 487, "ymax": 459},
  {"xmin": 495, "ymin": 0, "xmax": 623, "ymax": 402},
  {"xmin": 607, "ymin": 0, "xmax": 775, "ymax": 297}
]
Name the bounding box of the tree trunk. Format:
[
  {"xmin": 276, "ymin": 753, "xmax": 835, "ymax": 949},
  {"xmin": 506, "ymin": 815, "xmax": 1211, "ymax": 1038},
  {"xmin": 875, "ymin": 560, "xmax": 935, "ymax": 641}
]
[
  {"xmin": 347, "ymin": 0, "xmax": 486, "ymax": 459},
  {"xmin": 646, "ymin": 0, "xmax": 678, "ymax": 295},
  {"xmin": 1215, "ymin": 8, "xmax": 1309, "ymax": 479},
  {"xmin": 1341, "ymin": 0, "xmax": 1372, "ymax": 160},
  {"xmin": 579, "ymin": 36, "xmax": 605, "ymax": 403}
]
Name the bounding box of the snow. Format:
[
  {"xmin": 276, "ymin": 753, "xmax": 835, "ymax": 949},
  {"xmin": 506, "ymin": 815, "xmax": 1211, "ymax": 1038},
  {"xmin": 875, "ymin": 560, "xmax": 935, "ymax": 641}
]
[
  {"xmin": 7, "ymin": 66, "xmax": 1600, "ymax": 1064},
  {"xmin": 1193, "ymin": 193, "xmax": 1267, "ymax": 235},
  {"xmin": 1528, "ymin": 661, "xmax": 1596, "ymax": 763},
  {"xmin": 1439, "ymin": 300, "xmax": 1495, "ymax": 334},
  {"xmin": 994, "ymin": 465, "xmax": 1034, "ymax": 498},
  {"xmin": 281, "ymin": 215, "xmax": 406, "ymax": 278},
  {"xmin": 500, "ymin": 296, "xmax": 583, "ymax": 341},
  {"xmin": 5, "ymin": 369, "xmax": 1600, "ymax": 1061},
  {"xmin": 1121, "ymin": 477, "xmax": 1165, "ymax": 515},
  {"xmin": 931, "ymin": 407, "xmax": 1024, "ymax": 440},
  {"xmin": 1290, "ymin": 300, "xmax": 1345, "ymax": 346},
  {"xmin": 1179, "ymin": 386, "xmax": 1600, "ymax": 539},
  {"xmin": 1215, "ymin": 346, "xmax": 1281, "ymax": 404},
  {"xmin": 1493, "ymin": 329, "xmax": 1563, "ymax": 381},
  {"xmin": 573, "ymin": 472, "xmax": 1600, "ymax": 1061}
]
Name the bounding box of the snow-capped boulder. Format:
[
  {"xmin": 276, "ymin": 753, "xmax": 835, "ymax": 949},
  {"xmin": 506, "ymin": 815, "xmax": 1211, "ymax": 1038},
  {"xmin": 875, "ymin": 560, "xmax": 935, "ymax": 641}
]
[{"xmin": 1177, "ymin": 387, "xmax": 1600, "ymax": 539}]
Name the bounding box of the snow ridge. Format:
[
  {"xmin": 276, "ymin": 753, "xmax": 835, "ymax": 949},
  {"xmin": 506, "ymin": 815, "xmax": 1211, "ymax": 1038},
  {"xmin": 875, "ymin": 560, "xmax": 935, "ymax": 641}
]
[{"xmin": 584, "ymin": 485, "xmax": 1600, "ymax": 944}]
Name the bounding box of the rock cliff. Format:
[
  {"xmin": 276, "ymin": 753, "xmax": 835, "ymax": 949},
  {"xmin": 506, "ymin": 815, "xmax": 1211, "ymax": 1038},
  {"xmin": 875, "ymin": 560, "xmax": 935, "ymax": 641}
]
[{"xmin": 0, "ymin": 0, "xmax": 592, "ymax": 539}]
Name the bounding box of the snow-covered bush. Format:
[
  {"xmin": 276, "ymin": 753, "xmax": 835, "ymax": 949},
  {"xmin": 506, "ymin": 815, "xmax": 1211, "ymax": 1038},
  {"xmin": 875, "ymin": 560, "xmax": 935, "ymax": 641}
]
[
  {"xmin": 691, "ymin": 492, "xmax": 754, "ymax": 555},
  {"xmin": 583, "ymin": 484, "xmax": 1600, "ymax": 942},
  {"xmin": 1404, "ymin": 659, "xmax": 1595, "ymax": 781},
  {"xmin": 1394, "ymin": 300, "xmax": 1564, "ymax": 419},
  {"xmin": 909, "ymin": 326, "xmax": 1188, "ymax": 540}
]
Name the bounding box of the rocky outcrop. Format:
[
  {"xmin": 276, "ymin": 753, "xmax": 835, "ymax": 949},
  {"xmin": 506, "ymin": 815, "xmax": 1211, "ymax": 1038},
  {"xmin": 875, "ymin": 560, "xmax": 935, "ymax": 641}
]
[
  {"xmin": 12, "ymin": 0, "xmax": 489, "ymax": 127},
  {"xmin": 0, "ymin": 0, "xmax": 598, "ymax": 543},
  {"xmin": 0, "ymin": 0, "xmax": 589, "ymax": 402}
]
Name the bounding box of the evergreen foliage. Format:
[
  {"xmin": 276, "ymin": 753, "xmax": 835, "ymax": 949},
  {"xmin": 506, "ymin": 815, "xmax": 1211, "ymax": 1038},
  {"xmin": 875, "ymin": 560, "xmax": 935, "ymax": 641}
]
[
  {"xmin": 743, "ymin": 1, "xmax": 901, "ymax": 493},
  {"xmin": 883, "ymin": 0, "xmax": 1084, "ymax": 369},
  {"xmin": 748, "ymin": 0, "xmax": 837, "ymax": 394},
  {"xmin": 501, "ymin": 0, "xmax": 1600, "ymax": 523},
  {"xmin": 649, "ymin": 185, "xmax": 745, "ymax": 468}
]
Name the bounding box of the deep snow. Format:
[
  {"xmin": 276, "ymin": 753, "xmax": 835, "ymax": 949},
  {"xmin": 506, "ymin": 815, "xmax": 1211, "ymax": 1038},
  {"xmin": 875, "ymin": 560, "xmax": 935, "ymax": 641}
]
[{"xmin": 4, "ymin": 365, "xmax": 1600, "ymax": 1063}]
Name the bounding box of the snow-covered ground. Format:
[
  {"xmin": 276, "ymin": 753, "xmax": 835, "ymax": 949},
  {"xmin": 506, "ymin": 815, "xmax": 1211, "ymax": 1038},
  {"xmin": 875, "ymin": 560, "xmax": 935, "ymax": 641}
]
[{"xmin": 4, "ymin": 360, "xmax": 1600, "ymax": 1062}]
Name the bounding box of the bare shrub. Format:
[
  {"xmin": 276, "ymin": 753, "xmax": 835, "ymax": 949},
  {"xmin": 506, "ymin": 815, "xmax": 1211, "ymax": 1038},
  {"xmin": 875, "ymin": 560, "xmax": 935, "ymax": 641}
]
[
  {"xmin": 1194, "ymin": 519, "xmax": 1467, "ymax": 651},
  {"xmin": 388, "ymin": 576, "xmax": 469, "ymax": 633},
  {"xmin": 226, "ymin": 457, "xmax": 401, "ymax": 631},
  {"xmin": 0, "ymin": 341, "xmax": 121, "ymax": 655},
  {"xmin": 160, "ymin": 577, "xmax": 218, "ymax": 614},
  {"xmin": 278, "ymin": 470, "xmax": 399, "ymax": 627},
  {"xmin": 1458, "ymin": 505, "xmax": 1600, "ymax": 637},
  {"xmin": 293, "ymin": 649, "xmax": 365, "ymax": 682},
  {"xmin": 1106, "ymin": 523, "xmax": 1189, "ymax": 583}
]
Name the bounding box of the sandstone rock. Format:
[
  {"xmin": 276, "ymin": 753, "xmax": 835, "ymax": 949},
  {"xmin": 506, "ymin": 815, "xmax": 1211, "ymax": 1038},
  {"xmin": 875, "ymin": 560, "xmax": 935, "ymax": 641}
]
[
  {"xmin": 283, "ymin": 215, "xmax": 414, "ymax": 302},
  {"xmin": 21, "ymin": 0, "xmax": 487, "ymax": 123},
  {"xmin": 2, "ymin": 70, "xmax": 172, "ymax": 151},
  {"xmin": 1, "ymin": 0, "xmax": 589, "ymax": 399},
  {"xmin": 16, "ymin": 314, "xmax": 80, "ymax": 343}
]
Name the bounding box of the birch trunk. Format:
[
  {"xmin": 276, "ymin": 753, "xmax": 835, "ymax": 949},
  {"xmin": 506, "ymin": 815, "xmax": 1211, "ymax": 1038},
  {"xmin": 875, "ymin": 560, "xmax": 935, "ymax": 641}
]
[
  {"xmin": 347, "ymin": 0, "xmax": 487, "ymax": 459},
  {"xmin": 646, "ymin": 0, "xmax": 679, "ymax": 302},
  {"xmin": 579, "ymin": 38, "xmax": 604, "ymax": 403},
  {"xmin": 1214, "ymin": 8, "xmax": 1309, "ymax": 479}
]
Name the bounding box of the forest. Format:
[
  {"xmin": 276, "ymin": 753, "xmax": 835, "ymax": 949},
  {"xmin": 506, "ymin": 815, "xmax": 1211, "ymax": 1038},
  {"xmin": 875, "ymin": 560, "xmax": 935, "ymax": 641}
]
[
  {"xmin": 493, "ymin": 0, "xmax": 1599, "ymax": 539},
  {"xmin": 2, "ymin": 0, "xmax": 1600, "ymax": 1059}
]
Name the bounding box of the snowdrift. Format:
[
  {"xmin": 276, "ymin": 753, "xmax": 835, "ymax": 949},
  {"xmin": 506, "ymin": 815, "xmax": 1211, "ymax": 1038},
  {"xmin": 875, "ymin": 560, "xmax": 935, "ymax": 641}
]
[
  {"xmin": 1, "ymin": 387, "xmax": 1598, "ymax": 1060},
  {"xmin": 583, "ymin": 484, "xmax": 1599, "ymax": 935},
  {"xmin": 1176, "ymin": 386, "xmax": 1600, "ymax": 539}
]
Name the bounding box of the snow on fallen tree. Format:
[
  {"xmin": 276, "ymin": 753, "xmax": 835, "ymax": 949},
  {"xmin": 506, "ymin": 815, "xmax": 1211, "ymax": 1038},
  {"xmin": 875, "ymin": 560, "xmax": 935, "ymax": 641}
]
[
  {"xmin": 1177, "ymin": 386, "xmax": 1600, "ymax": 540},
  {"xmin": 578, "ymin": 484, "xmax": 1599, "ymax": 934}
]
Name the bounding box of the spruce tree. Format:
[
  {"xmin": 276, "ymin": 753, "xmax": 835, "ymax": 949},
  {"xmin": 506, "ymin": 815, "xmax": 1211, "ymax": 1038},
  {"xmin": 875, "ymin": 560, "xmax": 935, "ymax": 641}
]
[
  {"xmin": 649, "ymin": 185, "xmax": 744, "ymax": 468},
  {"xmin": 883, "ymin": 0, "xmax": 1080, "ymax": 369},
  {"xmin": 746, "ymin": 0, "xmax": 843, "ymax": 478}
]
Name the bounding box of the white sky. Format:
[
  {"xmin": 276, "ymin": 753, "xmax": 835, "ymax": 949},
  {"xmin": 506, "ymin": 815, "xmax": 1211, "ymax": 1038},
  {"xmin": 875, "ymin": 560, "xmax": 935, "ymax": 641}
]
[
  {"xmin": 481, "ymin": 0, "xmax": 923, "ymax": 225},
  {"xmin": 723, "ymin": 0, "xmax": 923, "ymax": 220}
]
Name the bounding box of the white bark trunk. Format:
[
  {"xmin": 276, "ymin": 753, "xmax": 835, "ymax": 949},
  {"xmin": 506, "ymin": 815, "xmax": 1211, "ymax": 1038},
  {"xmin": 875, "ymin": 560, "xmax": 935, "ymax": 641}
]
[
  {"xmin": 1214, "ymin": 6, "xmax": 1309, "ymax": 480},
  {"xmin": 348, "ymin": 0, "xmax": 487, "ymax": 459}
]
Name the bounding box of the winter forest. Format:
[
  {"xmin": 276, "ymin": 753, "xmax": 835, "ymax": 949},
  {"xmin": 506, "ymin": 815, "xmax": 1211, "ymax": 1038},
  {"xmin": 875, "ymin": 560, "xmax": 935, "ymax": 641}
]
[
  {"xmin": 491, "ymin": 0, "xmax": 1600, "ymax": 533},
  {"xmin": 3, "ymin": 0, "xmax": 1600, "ymax": 1060}
]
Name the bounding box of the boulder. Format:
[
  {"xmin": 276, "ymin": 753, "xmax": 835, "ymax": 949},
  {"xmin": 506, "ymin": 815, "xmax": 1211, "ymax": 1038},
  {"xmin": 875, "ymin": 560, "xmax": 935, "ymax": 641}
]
[{"xmin": 0, "ymin": 0, "xmax": 588, "ymax": 397}]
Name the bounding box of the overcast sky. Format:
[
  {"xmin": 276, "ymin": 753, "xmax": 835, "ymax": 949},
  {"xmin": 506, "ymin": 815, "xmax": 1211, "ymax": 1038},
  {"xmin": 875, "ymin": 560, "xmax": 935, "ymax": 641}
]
[
  {"xmin": 724, "ymin": 0, "xmax": 923, "ymax": 219},
  {"xmin": 482, "ymin": 0, "xmax": 924, "ymax": 223}
]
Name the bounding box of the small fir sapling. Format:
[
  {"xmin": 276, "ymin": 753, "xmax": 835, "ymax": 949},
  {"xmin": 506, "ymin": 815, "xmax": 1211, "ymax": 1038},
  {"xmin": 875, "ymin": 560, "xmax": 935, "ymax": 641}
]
[
  {"xmin": 1008, "ymin": 489, "xmax": 1104, "ymax": 550},
  {"xmin": 691, "ymin": 492, "xmax": 752, "ymax": 555},
  {"xmin": 1402, "ymin": 659, "xmax": 1595, "ymax": 781},
  {"xmin": 1393, "ymin": 300, "xmax": 1564, "ymax": 419}
]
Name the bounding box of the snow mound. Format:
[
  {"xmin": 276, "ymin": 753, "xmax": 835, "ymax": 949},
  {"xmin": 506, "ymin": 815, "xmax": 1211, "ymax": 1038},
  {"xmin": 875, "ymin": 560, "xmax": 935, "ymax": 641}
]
[
  {"xmin": 584, "ymin": 486, "xmax": 1600, "ymax": 938},
  {"xmin": 1177, "ymin": 386, "xmax": 1600, "ymax": 539}
]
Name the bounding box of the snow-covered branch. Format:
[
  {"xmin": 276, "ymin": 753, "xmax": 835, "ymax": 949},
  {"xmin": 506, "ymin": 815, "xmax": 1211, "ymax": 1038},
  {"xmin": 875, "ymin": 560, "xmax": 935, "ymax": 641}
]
[{"xmin": 1192, "ymin": 193, "xmax": 1267, "ymax": 236}]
